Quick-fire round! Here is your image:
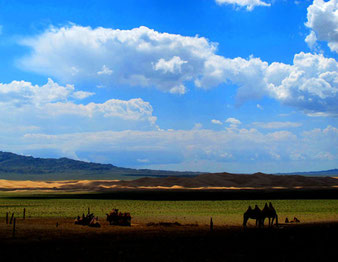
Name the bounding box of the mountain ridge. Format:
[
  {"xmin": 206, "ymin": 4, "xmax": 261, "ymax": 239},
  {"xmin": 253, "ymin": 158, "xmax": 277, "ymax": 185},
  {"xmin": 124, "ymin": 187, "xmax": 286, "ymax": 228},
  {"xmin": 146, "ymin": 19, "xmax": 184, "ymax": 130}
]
[
  {"xmin": 0, "ymin": 151, "xmax": 337, "ymax": 181},
  {"xmin": 0, "ymin": 151, "xmax": 199, "ymax": 180}
]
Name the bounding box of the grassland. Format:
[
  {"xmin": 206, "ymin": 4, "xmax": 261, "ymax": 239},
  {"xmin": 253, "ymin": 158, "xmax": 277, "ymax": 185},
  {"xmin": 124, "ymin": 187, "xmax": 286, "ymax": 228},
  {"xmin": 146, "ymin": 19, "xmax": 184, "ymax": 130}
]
[
  {"xmin": 0, "ymin": 194, "xmax": 337, "ymax": 225},
  {"xmin": 0, "ymin": 191, "xmax": 337, "ymax": 261}
]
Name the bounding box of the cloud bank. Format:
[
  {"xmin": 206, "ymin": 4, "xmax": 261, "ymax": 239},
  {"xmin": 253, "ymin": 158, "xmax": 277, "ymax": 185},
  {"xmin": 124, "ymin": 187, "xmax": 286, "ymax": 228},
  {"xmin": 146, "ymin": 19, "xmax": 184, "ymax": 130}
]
[
  {"xmin": 0, "ymin": 79, "xmax": 157, "ymax": 135},
  {"xmin": 19, "ymin": 125, "xmax": 338, "ymax": 172},
  {"xmin": 19, "ymin": 25, "xmax": 338, "ymax": 116}
]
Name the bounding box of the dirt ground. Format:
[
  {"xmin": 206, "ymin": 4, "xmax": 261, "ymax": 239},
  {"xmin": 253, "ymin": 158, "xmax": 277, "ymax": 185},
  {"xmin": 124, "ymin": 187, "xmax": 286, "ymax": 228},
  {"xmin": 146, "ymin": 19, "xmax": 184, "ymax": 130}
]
[{"xmin": 0, "ymin": 218, "xmax": 337, "ymax": 262}]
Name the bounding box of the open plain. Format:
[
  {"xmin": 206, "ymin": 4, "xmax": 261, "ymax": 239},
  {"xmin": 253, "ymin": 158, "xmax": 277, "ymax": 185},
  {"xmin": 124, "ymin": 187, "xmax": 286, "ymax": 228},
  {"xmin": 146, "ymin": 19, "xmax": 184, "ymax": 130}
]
[
  {"xmin": 0, "ymin": 189, "xmax": 337, "ymax": 261},
  {"xmin": 0, "ymin": 217, "xmax": 337, "ymax": 262}
]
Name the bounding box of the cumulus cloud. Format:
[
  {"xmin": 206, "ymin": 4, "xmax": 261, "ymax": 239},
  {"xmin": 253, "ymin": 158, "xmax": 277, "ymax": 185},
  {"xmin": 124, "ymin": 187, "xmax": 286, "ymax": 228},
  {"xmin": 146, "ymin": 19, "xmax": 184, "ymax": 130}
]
[
  {"xmin": 266, "ymin": 52, "xmax": 338, "ymax": 116},
  {"xmin": 72, "ymin": 90, "xmax": 95, "ymax": 100},
  {"xmin": 305, "ymin": 31, "xmax": 318, "ymax": 50},
  {"xmin": 154, "ymin": 56, "xmax": 187, "ymax": 74},
  {"xmin": 19, "ymin": 25, "xmax": 216, "ymax": 95},
  {"xmin": 225, "ymin": 117, "xmax": 241, "ymax": 127},
  {"xmin": 0, "ymin": 78, "xmax": 75, "ymax": 105},
  {"xmin": 43, "ymin": 98, "xmax": 157, "ymax": 123},
  {"xmin": 97, "ymin": 65, "xmax": 113, "ymax": 75},
  {"xmin": 215, "ymin": 0, "xmax": 271, "ymax": 11},
  {"xmin": 211, "ymin": 119, "xmax": 223, "ymax": 125},
  {"xmin": 19, "ymin": 25, "xmax": 338, "ymax": 115},
  {"xmin": 253, "ymin": 121, "xmax": 302, "ymax": 129},
  {"xmin": 305, "ymin": 0, "xmax": 338, "ymax": 53},
  {"xmin": 0, "ymin": 79, "xmax": 157, "ymax": 134}
]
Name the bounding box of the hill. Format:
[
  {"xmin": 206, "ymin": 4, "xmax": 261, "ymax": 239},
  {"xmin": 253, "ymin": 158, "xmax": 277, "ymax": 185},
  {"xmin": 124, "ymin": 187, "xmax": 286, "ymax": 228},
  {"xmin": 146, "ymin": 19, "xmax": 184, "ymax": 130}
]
[
  {"xmin": 0, "ymin": 151, "xmax": 337, "ymax": 183},
  {"xmin": 0, "ymin": 151, "xmax": 198, "ymax": 180},
  {"xmin": 0, "ymin": 172, "xmax": 337, "ymax": 191},
  {"xmin": 276, "ymin": 169, "xmax": 338, "ymax": 177},
  {"xmin": 115, "ymin": 172, "xmax": 338, "ymax": 189}
]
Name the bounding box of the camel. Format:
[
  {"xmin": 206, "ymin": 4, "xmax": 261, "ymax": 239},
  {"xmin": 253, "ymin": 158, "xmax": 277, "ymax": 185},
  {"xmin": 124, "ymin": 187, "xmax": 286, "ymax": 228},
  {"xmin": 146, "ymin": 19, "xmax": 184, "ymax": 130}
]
[
  {"xmin": 261, "ymin": 202, "xmax": 278, "ymax": 227},
  {"xmin": 243, "ymin": 205, "xmax": 263, "ymax": 227}
]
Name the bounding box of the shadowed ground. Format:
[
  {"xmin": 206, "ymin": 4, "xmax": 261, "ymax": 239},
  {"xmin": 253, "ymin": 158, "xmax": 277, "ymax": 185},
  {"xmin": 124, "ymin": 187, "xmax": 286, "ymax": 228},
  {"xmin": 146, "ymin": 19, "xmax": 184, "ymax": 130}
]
[{"xmin": 0, "ymin": 218, "xmax": 337, "ymax": 262}]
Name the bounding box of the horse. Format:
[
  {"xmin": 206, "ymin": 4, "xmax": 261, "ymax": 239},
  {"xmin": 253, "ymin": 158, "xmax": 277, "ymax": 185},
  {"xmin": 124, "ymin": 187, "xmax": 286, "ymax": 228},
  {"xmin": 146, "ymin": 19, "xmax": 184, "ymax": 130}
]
[
  {"xmin": 261, "ymin": 202, "xmax": 278, "ymax": 227},
  {"xmin": 243, "ymin": 205, "xmax": 263, "ymax": 227}
]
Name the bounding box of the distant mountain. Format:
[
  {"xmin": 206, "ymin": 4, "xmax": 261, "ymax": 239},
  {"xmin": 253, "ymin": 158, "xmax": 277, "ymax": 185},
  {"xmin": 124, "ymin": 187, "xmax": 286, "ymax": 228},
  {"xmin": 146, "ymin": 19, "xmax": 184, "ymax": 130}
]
[
  {"xmin": 0, "ymin": 151, "xmax": 337, "ymax": 181},
  {"xmin": 0, "ymin": 151, "xmax": 198, "ymax": 180},
  {"xmin": 276, "ymin": 169, "xmax": 338, "ymax": 177}
]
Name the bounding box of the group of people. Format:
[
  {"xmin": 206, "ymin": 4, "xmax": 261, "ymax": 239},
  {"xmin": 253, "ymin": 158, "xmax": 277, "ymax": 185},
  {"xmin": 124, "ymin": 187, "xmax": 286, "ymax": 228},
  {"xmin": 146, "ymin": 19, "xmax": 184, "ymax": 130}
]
[
  {"xmin": 75, "ymin": 212, "xmax": 101, "ymax": 227},
  {"xmin": 106, "ymin": 208, "xmax": 132, "ymax": 226}
]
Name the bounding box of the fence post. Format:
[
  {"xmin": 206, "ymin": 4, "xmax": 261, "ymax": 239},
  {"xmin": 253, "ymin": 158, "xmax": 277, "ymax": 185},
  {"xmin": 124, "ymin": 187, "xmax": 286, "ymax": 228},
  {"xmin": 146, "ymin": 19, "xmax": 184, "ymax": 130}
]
[
  {"xmin": 12, "ymin": 217, "xmax": 16, "ymax": 238},
  {"xmin": 23, "ymin": 208, "xmax": 26, "ymax": 220},
  {"xmin": 10, "ymin": 213, "xmax": 14, "ymax": 224},
  {"xmin": 210, "ymin": 217, "xmax": 213, "ymax": 232},
  {"xmin": 6, "ymin": 212, "xmax": 8, "ymax": 224}
]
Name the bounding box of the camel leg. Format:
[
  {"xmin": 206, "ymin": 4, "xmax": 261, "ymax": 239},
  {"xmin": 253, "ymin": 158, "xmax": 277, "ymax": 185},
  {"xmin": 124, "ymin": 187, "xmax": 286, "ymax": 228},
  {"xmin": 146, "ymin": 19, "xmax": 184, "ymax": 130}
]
[
  {"xmin": 275, "ymin": 215, "xmax": 278, "ymax": 226},
  {"xmin": 243, "ymin": 215, "xmax": 248, "ymax": 227}
]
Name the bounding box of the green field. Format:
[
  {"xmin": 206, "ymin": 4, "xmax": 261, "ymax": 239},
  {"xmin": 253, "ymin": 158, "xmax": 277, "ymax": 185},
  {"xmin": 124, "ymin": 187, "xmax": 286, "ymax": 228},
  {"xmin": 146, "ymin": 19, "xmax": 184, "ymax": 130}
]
[{"xmin": 0, "ymin": 195, "xmax": 337, "ymax": 225}]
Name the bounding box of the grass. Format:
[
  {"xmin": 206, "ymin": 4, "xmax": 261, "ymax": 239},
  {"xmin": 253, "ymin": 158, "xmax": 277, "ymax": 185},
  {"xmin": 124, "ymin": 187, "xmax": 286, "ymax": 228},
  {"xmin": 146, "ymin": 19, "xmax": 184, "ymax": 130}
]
[{"xmin": 0, "ymin": 194, "xmax": 337, "ymax": 225}]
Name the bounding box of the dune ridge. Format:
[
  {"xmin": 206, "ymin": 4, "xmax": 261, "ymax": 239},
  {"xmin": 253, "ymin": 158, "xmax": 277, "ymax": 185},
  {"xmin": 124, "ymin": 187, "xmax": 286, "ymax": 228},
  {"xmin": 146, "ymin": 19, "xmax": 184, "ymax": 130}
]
[{"xmin": 0, "ymin": 172, "xmax": 338, "ymax": 192}]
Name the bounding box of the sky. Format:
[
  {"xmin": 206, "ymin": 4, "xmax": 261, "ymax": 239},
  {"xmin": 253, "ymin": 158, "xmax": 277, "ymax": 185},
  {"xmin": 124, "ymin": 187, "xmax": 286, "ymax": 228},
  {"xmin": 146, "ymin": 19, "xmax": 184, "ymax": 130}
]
[{"xmin": 0, "ymin": 0, "xmax": 337, "ymax": 173}]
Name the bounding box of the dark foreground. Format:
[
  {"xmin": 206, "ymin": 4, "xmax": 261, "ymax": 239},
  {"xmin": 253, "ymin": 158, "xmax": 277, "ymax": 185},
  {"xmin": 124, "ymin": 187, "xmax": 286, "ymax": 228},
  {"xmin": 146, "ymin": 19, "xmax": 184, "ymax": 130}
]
[{"xmin": 0, "ymin": 219, "xmax": 337, "ymax": 262}]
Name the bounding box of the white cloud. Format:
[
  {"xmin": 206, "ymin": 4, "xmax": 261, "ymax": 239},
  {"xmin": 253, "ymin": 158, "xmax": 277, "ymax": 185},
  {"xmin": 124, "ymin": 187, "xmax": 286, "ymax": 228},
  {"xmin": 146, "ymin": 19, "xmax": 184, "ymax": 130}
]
[
  {"xmin": 211, "ymin": 119, "xmax": 223, "ymax": 125},
  {"xmin": 266, "ymin": 52, "xmax": 338, "ymax": 116},
  {"xmin": 168, "ymin": 84, "xmax": 187, "ymax": 95},
  {"xmin": 72, "ymin": 91, "xmax": 95, "ymax": 99},
  {"xmin": 43, "ymin": 98, "xmax": 156, "ymax": 123},
  {"xmin": 0, "ymin": 79, "xmax": 157, "ymax": 134},
  {"xmin": 19, "ymin": 25, "xmax": 338, "ymax": 115},
  {"xmin": 20, "ymin": 25, "xmax": 215, "ymax": 94},
  {"xmin": 253, "ymin": 121, "xmax": 302, "ymax": 129},
  {"xmin": 215, "ymin": 0, "xmax": 271, "ymax": 11},
  {"xmin": 17, "ymin": 125, "xmax": 337, "ymax": 172},
  {"xmin": 0, "ymin": 78, "xmax": 74, "ymax": 105},
  {"xmin": 225, "ymin": 117, "xmax": 241, "ymax": 127},
  {"xmin": 256, "ymin": 104, "xmax": 263, "ymax": 110},
  {"xmin": 97, "ymin": 65, "xmax": 113, "ymax": 75},
  {"xmin": 305, "ymin": 31, "xmax": 318, "ymax": 50},
  {"xmin": 305, "ymin": 0, "xmax": 338, "ymax": 53},
  {"xmin": 154, "ymin": 56, "xmax": 187, "ymax": 74}
]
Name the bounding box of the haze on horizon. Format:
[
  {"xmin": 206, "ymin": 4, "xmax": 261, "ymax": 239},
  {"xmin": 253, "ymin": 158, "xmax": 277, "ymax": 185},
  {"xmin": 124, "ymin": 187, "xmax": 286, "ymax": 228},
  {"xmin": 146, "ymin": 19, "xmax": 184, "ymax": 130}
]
[{"xmin": 0, "ymin": 0, "xmax": 337, "ymax": 174}]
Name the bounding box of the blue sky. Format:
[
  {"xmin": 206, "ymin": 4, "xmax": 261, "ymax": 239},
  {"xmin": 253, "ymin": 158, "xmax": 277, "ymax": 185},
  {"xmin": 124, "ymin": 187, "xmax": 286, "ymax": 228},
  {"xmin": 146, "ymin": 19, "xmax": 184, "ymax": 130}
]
[{"xmin": 0, "ymin": 0, "xmax": 337, "ymax": 173}]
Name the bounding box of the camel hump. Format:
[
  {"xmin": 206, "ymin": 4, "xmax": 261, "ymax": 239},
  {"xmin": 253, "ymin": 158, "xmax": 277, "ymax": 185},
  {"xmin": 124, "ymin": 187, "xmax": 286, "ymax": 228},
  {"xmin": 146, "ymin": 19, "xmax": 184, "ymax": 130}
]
[{"xmin": 253, "ymin": 205, "xmax": 261, "ymax": 211}]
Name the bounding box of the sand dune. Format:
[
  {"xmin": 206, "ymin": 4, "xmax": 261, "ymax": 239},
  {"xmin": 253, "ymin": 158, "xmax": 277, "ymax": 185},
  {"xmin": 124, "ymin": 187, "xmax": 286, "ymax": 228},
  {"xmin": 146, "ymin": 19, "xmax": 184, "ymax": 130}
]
[{"xmin": 0, "ymin": 172, "xmax": 337, "ymax": 192}]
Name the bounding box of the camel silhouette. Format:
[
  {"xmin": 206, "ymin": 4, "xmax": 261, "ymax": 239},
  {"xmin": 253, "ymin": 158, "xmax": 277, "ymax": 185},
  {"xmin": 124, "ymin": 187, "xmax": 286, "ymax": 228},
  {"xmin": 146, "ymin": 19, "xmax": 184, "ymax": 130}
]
[
  {"xmin": 261, "ymin": 202, "xmax": 278, "ymax": 227},
  {"xmin": 243, "ymin": 205, "xmax": 263, "ymax": 227},
  {"xmin": 243, "ymin": 203, "xmax": 278, "ymax": 227}
]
